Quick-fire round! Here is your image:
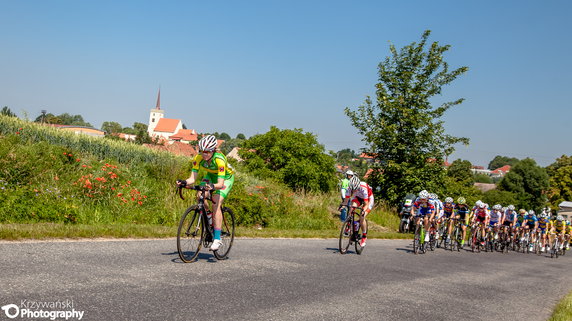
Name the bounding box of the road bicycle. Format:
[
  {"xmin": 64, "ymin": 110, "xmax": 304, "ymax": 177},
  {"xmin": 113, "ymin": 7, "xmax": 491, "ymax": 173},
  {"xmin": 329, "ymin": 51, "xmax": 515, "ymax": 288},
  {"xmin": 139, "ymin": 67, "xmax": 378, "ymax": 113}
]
[
  {"xmin": 339, "ymin": 206, "xmax": 365, "ymax": 255},
  {"xmin": 471, "ymin": 222, "xmax": 486, "ymax": 253},
  {"xmin": 550, "ymin": 233, "xmax": 567, "ymax": 258},
  {"xmin": 436, "ymin": 217, "xmax": 450, "ymax": 249},
  {"xmin": 176, "ymin": 185, "xmax": 235, "ymax": 262},
  {"xmin": 413, "ymin": 215, "xmax": 435, "ymax": 254},
  {"xmin": 449, "ymin": 218, "xmax": 464, "ymax": 252}
]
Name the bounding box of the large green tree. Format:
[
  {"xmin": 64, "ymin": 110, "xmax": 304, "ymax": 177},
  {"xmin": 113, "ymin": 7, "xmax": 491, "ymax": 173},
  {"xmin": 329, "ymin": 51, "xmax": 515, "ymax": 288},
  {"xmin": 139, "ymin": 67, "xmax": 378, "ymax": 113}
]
[
  {"xmin": 487, "ymin": 155, "xmax": 519, "ymax": 170},
  {"xmin": 447, "ymin": 159, "xmax": 474, "ymax": 186},
  {"xmin": 546, "ymin": 155, "xmax": 572, "ymax": 208},
  {"xmin": 498, "ymin": 158, "xmax": 549, "ymax": 211},
  {"xmin": 239, "ymin": 126, "xmax": 336, "ymax": 193},
  {"xmin": 101, "ymin": 121, "xmax": 123, "ymax": 134},
  {"xmin": 345, "ymin": 30, "xmax": 469, "ymax": 204}
]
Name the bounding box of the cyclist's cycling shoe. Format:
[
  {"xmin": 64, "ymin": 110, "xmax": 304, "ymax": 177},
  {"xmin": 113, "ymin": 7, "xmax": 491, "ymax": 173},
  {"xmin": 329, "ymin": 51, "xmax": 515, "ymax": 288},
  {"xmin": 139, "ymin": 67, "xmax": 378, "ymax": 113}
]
[
  {"xmin": 209, "ymin": 239, "xmax": 223, "ymax": 251},
  {"xmin": 359, "ymin": 237, "xmax": 367, "ymax": 247}
]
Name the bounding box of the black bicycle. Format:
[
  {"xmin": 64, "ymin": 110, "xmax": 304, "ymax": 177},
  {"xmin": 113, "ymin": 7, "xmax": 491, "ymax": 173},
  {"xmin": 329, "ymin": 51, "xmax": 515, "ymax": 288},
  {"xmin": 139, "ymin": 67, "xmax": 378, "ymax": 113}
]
[
  {"xmin": 176, "ymin": 185, "xmax": 235, "ymax": 262},
  {"xmin": 339, "ymin": 206, "xmax": 365, "ymax": 255}
]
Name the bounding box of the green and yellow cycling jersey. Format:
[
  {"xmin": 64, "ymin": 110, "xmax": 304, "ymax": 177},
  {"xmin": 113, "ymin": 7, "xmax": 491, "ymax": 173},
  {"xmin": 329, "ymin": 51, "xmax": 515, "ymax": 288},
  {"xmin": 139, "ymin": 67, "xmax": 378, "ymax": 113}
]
[{"xmin": 191, "ymin": 152, "xmax": 234, "ymax": 181}]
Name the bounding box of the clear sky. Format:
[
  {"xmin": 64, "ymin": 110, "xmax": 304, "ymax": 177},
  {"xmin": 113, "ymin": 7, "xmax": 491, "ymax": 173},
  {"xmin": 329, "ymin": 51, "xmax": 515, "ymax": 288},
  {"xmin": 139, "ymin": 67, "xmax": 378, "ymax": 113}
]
[{"xmin": 1, "ymin": 1, "xmax": 571, "ymax": 167}]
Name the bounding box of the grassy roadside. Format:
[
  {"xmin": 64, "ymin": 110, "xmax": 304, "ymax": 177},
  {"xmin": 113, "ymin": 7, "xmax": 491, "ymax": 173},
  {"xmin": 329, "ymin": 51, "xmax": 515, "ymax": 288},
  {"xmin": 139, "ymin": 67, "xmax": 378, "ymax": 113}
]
[
  {"xmin": 548, "ymin": 290, "xmax": 572, "ymax": 321},
  {"xmin": 0, "ymin": 223, "xmax": 412, "ymax": 241}
]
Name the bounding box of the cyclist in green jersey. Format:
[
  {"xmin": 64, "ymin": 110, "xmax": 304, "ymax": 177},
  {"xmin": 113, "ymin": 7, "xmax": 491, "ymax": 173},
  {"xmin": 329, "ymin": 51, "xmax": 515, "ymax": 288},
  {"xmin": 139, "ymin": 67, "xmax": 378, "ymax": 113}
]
[{"xmin": 177, "ymin": 135, "xmax": 235, "ymax": 251}]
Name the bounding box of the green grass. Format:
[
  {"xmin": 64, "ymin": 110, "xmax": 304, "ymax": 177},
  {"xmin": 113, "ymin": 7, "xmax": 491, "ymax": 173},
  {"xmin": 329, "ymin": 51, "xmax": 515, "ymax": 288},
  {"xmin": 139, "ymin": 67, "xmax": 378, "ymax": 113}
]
[
  {"xmin": 0, "ymin": 222, "xmax": 409, "ymax": 241},
  {"xmin": 548, "ymin": 290, "xmax": 572, "ymax": 321}
]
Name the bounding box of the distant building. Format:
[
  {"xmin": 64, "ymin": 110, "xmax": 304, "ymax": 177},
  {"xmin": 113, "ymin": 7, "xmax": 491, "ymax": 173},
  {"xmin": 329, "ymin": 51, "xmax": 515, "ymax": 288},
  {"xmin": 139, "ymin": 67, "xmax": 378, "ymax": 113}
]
[
  {"xmin": 490, "ymin": 165, "xmax": 511, "ymax": 178},
  {"xmin": 474, "ymin": 183, "xmax": 497, "ymax": 193},
  {"xmin": 50, "ymin": 125, "xmax": 105, "ymax": 138},
  {"xmin": 227, "ymin": 147, "xmax": 243, "ymax": 162},
  {"xmin": 471, "ymin": 165, "xmax": 491, "ymax": 176},
  {"xmin": 147, "ymin": 89, "xmax": 200, "ymax": 145},
  {"xmin": 558, "ymin": 201, "xmax": 572, "ymax": 220}
]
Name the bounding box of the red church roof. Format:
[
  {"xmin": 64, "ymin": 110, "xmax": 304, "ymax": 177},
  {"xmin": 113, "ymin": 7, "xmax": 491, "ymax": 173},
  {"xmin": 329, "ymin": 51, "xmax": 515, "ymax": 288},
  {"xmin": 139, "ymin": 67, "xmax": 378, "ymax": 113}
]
[
  {"xmin": 170, "ymin": 129, "xmax": 198, "ymax": 141},
  {"xmin": 154, "ymin": 118, "xmax": 180, "ymax": 133}
]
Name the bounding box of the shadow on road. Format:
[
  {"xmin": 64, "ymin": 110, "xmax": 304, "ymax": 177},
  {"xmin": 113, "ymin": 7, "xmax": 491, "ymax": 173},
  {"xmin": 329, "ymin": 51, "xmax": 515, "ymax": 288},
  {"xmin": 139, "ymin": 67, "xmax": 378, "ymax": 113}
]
[
  {"xmin": 162, "ymin": 251, "xmax": 218, "ymax": 263},
  {"xmin": 326, "ymin": 247, "xmax": 361, "ymax": 255}
]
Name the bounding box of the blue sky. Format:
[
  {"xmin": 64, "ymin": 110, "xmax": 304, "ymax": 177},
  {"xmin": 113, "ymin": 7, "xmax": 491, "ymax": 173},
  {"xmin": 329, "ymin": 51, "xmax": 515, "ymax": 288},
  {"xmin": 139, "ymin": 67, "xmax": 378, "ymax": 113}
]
[{"xmin": 1, "ymin": 1, "xmax": 571, "ymax": 167}]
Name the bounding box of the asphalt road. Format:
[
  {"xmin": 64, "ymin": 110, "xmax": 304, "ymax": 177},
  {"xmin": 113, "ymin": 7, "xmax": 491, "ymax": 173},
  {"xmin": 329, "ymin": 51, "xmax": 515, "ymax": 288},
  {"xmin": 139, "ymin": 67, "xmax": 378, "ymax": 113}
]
[{"xmin": 0, "ymin": 238, "xmax": 570, "ymax": 321}]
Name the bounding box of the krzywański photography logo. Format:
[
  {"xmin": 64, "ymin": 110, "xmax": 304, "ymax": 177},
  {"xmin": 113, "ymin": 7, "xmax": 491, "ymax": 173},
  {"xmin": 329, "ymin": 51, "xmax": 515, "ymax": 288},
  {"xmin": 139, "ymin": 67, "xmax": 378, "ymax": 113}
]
[{"xmin": 1, "ymin": 299, "xmax": 84, "ymax": 320}]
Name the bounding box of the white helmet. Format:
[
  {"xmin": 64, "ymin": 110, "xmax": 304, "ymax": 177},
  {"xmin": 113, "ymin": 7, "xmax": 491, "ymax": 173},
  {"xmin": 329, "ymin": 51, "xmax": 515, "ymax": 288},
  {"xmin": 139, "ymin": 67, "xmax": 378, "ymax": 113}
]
[
  {"xmin": 445, "ymin": 197, "xmax": 453, "ymax": 203},
  {"xmin": 557, "ymin": 215, "xmax": 564, "ymax": 221},
  {"xmin": 507, "ymin": 205, "xmax": 515, "ymax": 211},
  {"xmin": 475, "ymin": 200, "xmax": 483, "ymax": 207},
  {"xmin": 345, "ymin": 170, "xmax": 355, "ymax": 177},
  {"xmin": 198, "ymin": 135, "xmax": 218, "ymax": 152},
  {"xmin": 419, "ymin": 190, "xmax": 430, "ymax": 199},
  {"xmin": 539, "ymin": 213, "xmax": 547, "ymax": 219},
  {"xmin": 349, "ymin": 176, "xmax": 361, "ymax": 190},
  {"xmin": 528, "ymin": 210, "xmax": 535, "ymax": 215},
  {"xmin": 493, "ymin": 204, "xmax": 502, "ymax": 210}
]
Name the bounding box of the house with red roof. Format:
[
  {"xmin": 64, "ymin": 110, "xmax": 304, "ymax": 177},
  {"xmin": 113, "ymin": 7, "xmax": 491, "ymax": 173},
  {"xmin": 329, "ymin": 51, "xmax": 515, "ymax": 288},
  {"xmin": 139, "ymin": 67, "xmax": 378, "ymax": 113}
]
[{"xmin": 490, "ymin": 165, "xmax": 511, "ymax": 178}]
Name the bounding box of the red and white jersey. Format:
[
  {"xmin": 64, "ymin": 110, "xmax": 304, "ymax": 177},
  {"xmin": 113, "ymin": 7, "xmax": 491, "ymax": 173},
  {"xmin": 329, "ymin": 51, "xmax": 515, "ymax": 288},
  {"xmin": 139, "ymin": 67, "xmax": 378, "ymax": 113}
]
[
  {"xmin": 347, "ymin": 181, "xmax": 375, "ymax": 210},
  {"xmin": 349, "ymin": 182, "xmax": 374, "ymax": 201}
]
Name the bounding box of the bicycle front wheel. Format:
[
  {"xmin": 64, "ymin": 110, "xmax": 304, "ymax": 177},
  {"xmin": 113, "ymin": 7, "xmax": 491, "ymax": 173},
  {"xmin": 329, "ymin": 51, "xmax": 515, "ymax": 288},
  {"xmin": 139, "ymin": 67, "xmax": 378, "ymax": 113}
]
[
  {"xmin": 354, "ymin": 223, "xmax": 365, "ymax": 255},
  {"xmin": 213, "ymin": 207, "xmax": 236, "ymax": 260},
  {"xmin": 339, "ymin": 218, "xmax": 352, "ymax": 254},
  {"xmin": 177, "ymin": 206, "xmax": 204, "ymax": 263}
]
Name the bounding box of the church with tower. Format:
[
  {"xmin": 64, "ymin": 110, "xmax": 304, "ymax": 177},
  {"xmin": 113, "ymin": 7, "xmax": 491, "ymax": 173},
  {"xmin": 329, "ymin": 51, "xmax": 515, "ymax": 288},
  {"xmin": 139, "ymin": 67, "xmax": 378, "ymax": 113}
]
[{"xmin": 147, "ymin": 89, "xmax": 199, "ymax": 144}]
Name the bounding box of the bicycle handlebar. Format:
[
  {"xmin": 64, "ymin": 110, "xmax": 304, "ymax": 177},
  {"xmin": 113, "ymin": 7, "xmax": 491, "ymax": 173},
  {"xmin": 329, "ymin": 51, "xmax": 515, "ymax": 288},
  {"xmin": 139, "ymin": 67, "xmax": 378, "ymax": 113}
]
[{"xmin": 177, "ymin": 184, "xmax": 215, "ymax": 201}]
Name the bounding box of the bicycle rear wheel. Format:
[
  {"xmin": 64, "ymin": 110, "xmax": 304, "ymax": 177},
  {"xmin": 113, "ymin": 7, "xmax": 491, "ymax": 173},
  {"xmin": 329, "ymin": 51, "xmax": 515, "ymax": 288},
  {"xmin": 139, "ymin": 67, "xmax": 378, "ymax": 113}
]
[
  {"xmin": 339, "ymin": 218, "xmax": 352, "ymax": 254},
  {"xmin": 177, "ymin": 206, "xmax": 204, "ymax": 263},
  {"xmin": 213, "ymin": 207, "xmax": 236, "ymax": 260}
]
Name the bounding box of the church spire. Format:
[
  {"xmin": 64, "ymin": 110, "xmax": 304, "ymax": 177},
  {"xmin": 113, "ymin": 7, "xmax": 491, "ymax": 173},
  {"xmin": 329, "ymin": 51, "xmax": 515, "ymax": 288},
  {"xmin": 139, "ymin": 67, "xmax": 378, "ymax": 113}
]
[{"xmin": 155, "ymin": 88, "xmax": 161, "ymax": 110}]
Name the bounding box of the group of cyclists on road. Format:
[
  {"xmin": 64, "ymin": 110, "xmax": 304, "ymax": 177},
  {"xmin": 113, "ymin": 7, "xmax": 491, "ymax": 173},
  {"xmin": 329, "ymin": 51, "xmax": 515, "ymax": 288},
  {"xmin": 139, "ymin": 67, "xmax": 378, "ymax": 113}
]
[
  {"xmin": 406, "ymin": 189, "xmax": 572, "ymax": 255},
  {"xmin": 338, "ymin": 169, "xmax": 571, "ymax": 256}
]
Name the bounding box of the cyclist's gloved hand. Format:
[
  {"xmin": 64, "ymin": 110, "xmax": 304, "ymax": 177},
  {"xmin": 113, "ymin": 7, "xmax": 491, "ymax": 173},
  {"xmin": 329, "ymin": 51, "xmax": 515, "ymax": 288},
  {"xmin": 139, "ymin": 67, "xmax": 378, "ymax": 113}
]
[{"xmin": 176, "ymin": 179, "xmax": 187, "ymax": 188}]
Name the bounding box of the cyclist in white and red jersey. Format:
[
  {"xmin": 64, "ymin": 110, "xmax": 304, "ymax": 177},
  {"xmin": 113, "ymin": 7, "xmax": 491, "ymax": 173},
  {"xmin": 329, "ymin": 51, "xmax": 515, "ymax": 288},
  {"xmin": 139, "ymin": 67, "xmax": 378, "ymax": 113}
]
[
  {"xmin": 471, "ymin": 201, "xmax": 490, "ymax": 246},
  {"xmin": 344, "ymin": 176, "xmax": 374, "ymax": 247}
]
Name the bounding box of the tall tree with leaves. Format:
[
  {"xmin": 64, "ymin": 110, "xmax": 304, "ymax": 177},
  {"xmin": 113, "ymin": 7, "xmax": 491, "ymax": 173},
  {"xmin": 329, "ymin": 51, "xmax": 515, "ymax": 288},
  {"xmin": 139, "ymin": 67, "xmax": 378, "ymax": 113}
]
[
  {"xmin": 487, "ymin": 155, "xmax": 519, "ymax": 170},
  {"xmin": 546, "ymin": 155, "xmax": 572, "ymax": 209},
  {"xmin": 240, "ymin": 126, "xmax": 336, "ymax": 193},
  {"xmin": 447, "ymin": 159, "xmax": 474, "ymax": 187},
  {"xmin": 345, "ymin": 30, "xmax": 469, "ymax": 204},
  {"xmin": 498, "ymin": 158, "xmax": 549, "ymax": 211}
]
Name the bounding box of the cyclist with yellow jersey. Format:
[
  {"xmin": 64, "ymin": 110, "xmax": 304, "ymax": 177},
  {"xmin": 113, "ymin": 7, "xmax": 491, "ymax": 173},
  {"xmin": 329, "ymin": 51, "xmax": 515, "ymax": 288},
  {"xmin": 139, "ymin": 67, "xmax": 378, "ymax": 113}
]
[
  {"xmin": 177, "ymin": 135, "xmax": 235, "ymax": 251},
  {"xmin": 552, "ymin": 215, "xmax": 567, "ymax": 251}
]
